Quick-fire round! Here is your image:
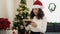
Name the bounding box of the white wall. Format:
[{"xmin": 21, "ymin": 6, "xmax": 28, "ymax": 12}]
[
  {"xmin": 0, "ymin": 0, "xmax": 18, "ymax": 28},
  {"xmin": 42, "ymin": 0, "xmax": 60, "ymax": 22},
  {"xmin": 0, "ymin": 0, "xmax": 60, "ymax": 24},
  {"xmin": 0, "ymin": 0, "xmax": 7, "ymax": 18},
  {"xmin": 27, "ymin": 0, "xmax": 60, "ymax": 23}
]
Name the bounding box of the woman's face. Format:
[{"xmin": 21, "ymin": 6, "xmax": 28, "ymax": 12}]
[{"xmin": 33, "ymin": 8, "xmax": 39, "ymax": 15}]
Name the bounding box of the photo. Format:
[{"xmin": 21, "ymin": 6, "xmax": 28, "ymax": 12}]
[{"xmin": 0, "ymin": 0, "xmax": 60, "ymax": 34}]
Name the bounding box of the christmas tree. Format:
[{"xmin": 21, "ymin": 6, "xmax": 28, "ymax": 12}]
[{"xmin": 13, "ymin": 0, "xmax": 29, "ymax": 34}]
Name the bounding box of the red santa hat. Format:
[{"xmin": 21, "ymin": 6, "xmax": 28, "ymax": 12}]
[{"xmin": 32, "ymin": 0, "xmax": 43, "ymax": 9}]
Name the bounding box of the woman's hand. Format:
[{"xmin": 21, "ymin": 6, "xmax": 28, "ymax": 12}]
[
  {"xmin": 30, "ymin": 21, "xmax": 37, "ymax": 27},
  {"xmin": 23, "ymin": 21, "xmax": 27, "ymax": 27}
]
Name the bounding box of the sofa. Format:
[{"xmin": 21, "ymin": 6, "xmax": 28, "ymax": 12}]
[{"xmin": 46, "ymin": 23, "xmax": 60, "ymax": 32}]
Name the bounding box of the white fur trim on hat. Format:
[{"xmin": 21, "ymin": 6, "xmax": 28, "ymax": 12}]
[{"xmin": 32, "ymin": 5, "xmax": 43, "ymax": 9}]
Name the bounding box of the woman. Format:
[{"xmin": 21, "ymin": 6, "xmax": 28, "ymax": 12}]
[{"xmin": 23, "ymin": 0, "xmax": 47, "ymax": 34}]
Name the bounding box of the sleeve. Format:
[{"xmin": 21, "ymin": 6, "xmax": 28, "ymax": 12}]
[
  {"xmin": 25, "ymin": 25, "xmax": 31, "ymax": 31},
  {"xmin": 37, "ymin": 16, "xmax": 47, "ymax": 33}
]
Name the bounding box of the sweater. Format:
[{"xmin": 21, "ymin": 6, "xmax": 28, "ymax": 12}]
[{"xmin": 25, "ymin": 16, "xmax": 47, "ymax": 33}]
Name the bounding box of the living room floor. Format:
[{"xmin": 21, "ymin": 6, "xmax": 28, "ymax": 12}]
[{"xmin": 45, "ymin": 32, "xmax": 60, "ymax": 34}]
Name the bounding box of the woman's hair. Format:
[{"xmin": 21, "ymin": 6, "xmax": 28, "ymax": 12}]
[{"xmin": 30, "ymin": 8, "xmax": 44, "ymax": 20}]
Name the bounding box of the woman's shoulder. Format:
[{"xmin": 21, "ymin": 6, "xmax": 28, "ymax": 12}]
[
  {"xmin": 42, "ymin": 16, "xmax": 47, "ymax": 21},
  {"xmin": 43, "ymin": 16, "xmax": 46, "ymax": 19}
]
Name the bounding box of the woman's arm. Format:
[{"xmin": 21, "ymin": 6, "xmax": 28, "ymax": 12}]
[
  {"xmin": 23, "ymin": 20, "xmax": 30, "ymax": 30},
  {"xmin": 37, "ymin": 16, "xmax": 47, "ymax": 33},
  {"xmin": 25, "ymin": 25, "xmax": 31, "ymax": 31},
  {"xmin": 25, "ymin": 21, "xmax": 37, "ymax": 30}
]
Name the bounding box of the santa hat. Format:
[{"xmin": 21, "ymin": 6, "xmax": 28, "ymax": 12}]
[{"xmin": 32, "ymin": 0, "xmax": 43, "ymax": 9}]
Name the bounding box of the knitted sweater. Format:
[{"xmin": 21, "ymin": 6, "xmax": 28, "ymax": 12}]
[{"xmin": 25, "ymin": 16, "xmax": 47, "ymax": 33}]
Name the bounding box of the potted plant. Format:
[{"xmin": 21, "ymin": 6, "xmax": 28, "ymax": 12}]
[{"xmin": 0, "ymin": 18, "xmax": 11, "ymax": 34}]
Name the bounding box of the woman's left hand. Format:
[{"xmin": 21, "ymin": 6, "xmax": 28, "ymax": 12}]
[{"xmin": 30, "ymin": 21, "xmax": 37, "ymax": 27}]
